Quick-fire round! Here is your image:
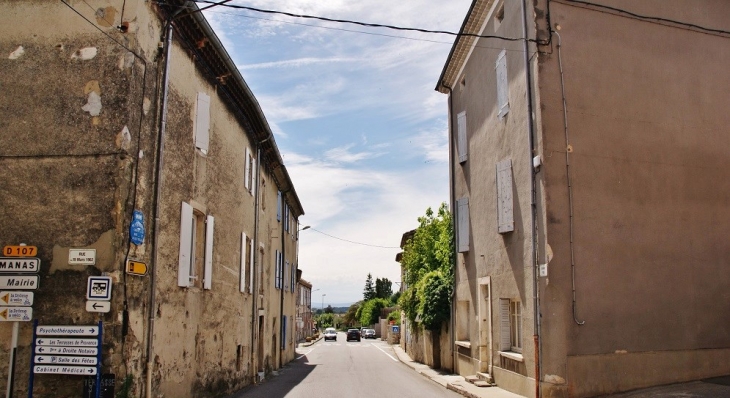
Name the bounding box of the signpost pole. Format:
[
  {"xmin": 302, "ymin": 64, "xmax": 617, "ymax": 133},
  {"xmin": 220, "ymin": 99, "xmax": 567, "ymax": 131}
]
[
  {"xmin": 95, "ymin": 321, "xmax": 102, "ymax": 398},
  {"xmin": 28, "ymin": 319, "xmax": 37, "ymax": 398},
  {"xmin": 5, "ymin": 321, "xmax": 18, "ymax": 398}
]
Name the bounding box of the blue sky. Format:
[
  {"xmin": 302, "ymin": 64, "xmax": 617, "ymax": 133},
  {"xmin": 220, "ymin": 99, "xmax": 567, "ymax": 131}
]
[{"xmin": 205, "ymin": 0, "xmax": 472, "ymax": 306}]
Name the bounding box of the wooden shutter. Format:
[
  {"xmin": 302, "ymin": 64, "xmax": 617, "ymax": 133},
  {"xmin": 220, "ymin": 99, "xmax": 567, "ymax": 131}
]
[
  {"xmin": 457, "ymin": 111, "xmax": 467, "ymax": 163},
  {"xmin": 500, "ymin": 299, "xmax": 511, "ymax": 351},
  {"xmin": 240, "ymin": 232, "xmax": 247, "ymax": 293},
  {"xmin": 203, "ymin": 215, "xmax": 214, "ymax": 290},
  {"xmin": 457, "ymin": 197, "xmax": 470, "ymax": 252},
  {"xmin": 195, "ymin": 92, "xmax": 210, "ymax": 153},
  {"xmin": 244, "ymin": 148, "xmax": 251, "ymax": 191},
  {"xmin": 249, "ymin": 238, "xmax": 255, "ymax": 293},
  {"xmin": 284, "ymin": 260, "xmax": 289, "ymax": 290},
  {"xmin": 497, "ymin": 159, "xmax": 514, "ymax": 233},
  {"xmin": 496, "ymin": 50, "xmax": 510, "ymax": 119},
  {"xmin": 178, "ymin": 202, "xmax": 194, "ymax": 287},
  {"xmin": 277, "ymin": 191, "xmax": 282, "ymax": 221},
  {"xmin": 251, "ymin": 156, "xmax": 257, "ymax": 198}
]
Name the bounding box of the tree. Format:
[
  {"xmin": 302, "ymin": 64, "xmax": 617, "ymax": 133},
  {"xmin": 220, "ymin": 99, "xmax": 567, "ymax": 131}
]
[
  {"xmin": 325, "ymin": 305, "xmax": 334, "ymax": 314},
  {"xmin": 343, "ymin": 302, "xmax": 362, "ymax": 327},
  {"xmin": 398, "ymin": 203, "xmax": 454, "ymax": 331},
  {"xmin": 375, "ymin": 277, "xmax": 393, "ymax": 300},
  {"xmin": 359, "ymin": 298, "xmax": 390, "ymax": 326},
  {"xmin": 363, "ymin": 273, "xmax": 376, "ymax": 301}
]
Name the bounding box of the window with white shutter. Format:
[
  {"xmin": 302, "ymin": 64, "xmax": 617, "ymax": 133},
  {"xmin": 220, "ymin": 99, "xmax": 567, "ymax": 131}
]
[
  {"xmin": 194, "ymin": 92, "xmax": 210, "ymax": 153},
  {"xmin": 496, "ymin": 50, "xmax": 510, "ymax": 119},
  {"xmin": 178, "ymin": 202, "xmax": 194, "ymax": 287},
  {"xmin": 496, "ymin": 159, "xmax": 514, "ymax": 233},
  {"xmin": 240, "ymin": 233, "xmax": 247, "ymax": 293},
  {"xmin": 284, "ymin": 260, "xmax": 289, "ymax": 290},
  {"xmin": 499, "ymin": 299, "xmax": 511, "ymax": 351},
  {"xmin": 203, "ymin": 215, "xmax": 214, "ymax": 290},
  {"xmin": 248, "ymin": 238, "xmax": 255, "ymax": 293},
  {"xmin": 499, "ymin": 298, "xmax": 522, "ymax": 352},
  {"xmin": 244, "ymin": 148, "xmax": 251, "ymax": 192},
  {"xmin": 456, "ymin": 197, "xmax": 470, "ymax": 253},
  {"xmin": 457, "ymin": 111, "xmax": 467, "ymax": 163}
]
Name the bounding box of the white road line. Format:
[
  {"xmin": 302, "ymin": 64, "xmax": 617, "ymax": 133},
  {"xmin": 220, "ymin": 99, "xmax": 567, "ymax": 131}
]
[
  {"xmin": 296, "ymin": 348, "xmax": 314, "ymax": 360},
  {"xmin": 372, "ymin": 343, "xmax": 398, "ymax": 362}
]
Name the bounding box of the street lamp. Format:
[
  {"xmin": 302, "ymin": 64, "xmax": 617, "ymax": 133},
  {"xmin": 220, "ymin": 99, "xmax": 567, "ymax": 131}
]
[{"xmin": 322, "ymin": 294, "xmax": 326, "ymax": 312}]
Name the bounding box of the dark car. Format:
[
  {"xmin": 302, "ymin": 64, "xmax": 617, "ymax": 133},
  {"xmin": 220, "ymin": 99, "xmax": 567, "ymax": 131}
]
[
  {"xmin": 346, "ymin": 328, "xmax": 361, "ymax": 342},
  {"xmin": 363, "ymin": 329, "xmax": 376, "ymax": 339}
]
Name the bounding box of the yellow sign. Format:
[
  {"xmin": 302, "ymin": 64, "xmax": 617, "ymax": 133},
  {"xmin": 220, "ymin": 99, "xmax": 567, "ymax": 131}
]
[
  {"xmin": 126, "ymin": 260, "xmax": 148, "ymax": 276},
  {"xmin": 3, "ymin": 246, "xmax": 38, "ymax": 257}
]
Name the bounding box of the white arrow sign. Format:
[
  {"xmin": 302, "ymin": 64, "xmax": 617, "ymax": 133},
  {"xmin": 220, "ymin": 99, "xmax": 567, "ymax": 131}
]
[
  {"xmin": 35, "ymin": 338, "xmax": 98, "ymax": 347},
  {"xmin": 0, "ymin": 291, "xmax": 33, "ymax": 306},
  {"xmin": 85, "ymin": 300, "xmax": 110, "ymax": 313},
  {"xmin": 0, "ymin": 275, "xmax": 39, "ymax": 290},
  {"xmin": 35, "ymin": 346, "xmax": 98, "ymax": 356},
  {"xmin": 36, "ymin": 325, "xmax": 98, "ymax": 336},
  {"xmin": 33, "ymin": 365, "xmax": 97, "ymax": 375},
  {"xmin": 35, "ymin": 355, "xmax": 97, "ymax": 365}
]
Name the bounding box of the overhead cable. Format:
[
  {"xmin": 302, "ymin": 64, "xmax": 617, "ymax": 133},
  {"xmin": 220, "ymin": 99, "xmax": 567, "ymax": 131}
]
[{"xmin": 309, "ymin": 228, "xmax": 400, "ymax": 249}]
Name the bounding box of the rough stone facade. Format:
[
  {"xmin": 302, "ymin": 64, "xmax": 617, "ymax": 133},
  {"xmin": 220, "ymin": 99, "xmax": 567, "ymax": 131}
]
[{"xmin": 0, "ymin": 1, "xmax": 303, "ymax": 397}]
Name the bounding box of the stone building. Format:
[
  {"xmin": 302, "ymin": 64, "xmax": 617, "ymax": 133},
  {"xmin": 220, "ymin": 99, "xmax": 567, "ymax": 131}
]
[
  {"xmin": 296, "ymin": 277, "xmax": 314, "ymax": 342},
  {"xmin": 436, "ymin": 0, "xmax": 730, "ymax": 397},
  {"xmin": 0, "ymin": 0, "xmax": 303, "ymax": 396}
]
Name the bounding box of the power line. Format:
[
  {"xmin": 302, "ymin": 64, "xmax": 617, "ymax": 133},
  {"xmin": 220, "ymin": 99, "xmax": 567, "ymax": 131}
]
[{"xmin": 308, "ymin": 228, "xmax": 399, "ymax": 249}]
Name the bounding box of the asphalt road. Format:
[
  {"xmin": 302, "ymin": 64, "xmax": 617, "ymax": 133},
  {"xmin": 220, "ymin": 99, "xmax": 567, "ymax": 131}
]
[{"xmin": 228, "ymin": 331, "xmax": 462, "ymax": 398}]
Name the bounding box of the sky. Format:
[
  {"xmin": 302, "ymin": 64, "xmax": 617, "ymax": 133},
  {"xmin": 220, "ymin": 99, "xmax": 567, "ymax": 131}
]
[{"xmin": 204, "ymin": 0, "xmax": 472, "ymax": 307}]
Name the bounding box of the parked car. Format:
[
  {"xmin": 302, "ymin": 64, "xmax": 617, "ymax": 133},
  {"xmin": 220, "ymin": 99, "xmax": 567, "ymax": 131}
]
[
  {"xmin": 346, "ymin": 328, "xmax": 361, "ymax": 342},
  {"xmin": 363, "ymin": 329, "xmax": 376, "ymax": 339},
  {"xmin": 324, "ymin": 327, "xmax": 337, "ymax": 341}
]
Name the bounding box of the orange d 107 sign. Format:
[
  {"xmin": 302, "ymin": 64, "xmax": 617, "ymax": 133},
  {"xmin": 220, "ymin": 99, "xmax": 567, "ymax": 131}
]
[{"xmin": 3, "ymin": 246, "xmax": 38, "ymax": 257}]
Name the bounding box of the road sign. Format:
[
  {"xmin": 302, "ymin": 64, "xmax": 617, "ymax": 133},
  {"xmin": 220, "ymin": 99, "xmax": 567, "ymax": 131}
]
[
  {"xmin": 130, "ymin": 210, "xmax": 145, "ymax": 245},
  {"xmin": 36, "ymin": 338, "xmax": 98, "ymax": 347},
  {"xmin": 0, "ymin": 257, "xmax": 40, "ymax": 273},
  {"xmin": 35, "ymin": 346, "xmax": 98, "ymax": 356},
  {"xmin": 87, "ymin": 276, "xmax": 112, "ymax": 300},
  {"xmin": 126, "ymin": 260, "xmax": 148, "ymax": 276},
  {"xmin": 86, "ymin": 301, "xmax": 110, "ymax": 313},
  {"xmin": 0, "ymin": 306, "xmax": 32, "ymax": 321},
  {"xmin": 34, "ymin": 365, "xmax": 97, "ymax": 375},
  {"xmin": 0, "ymin": 291, "xmax": 33, "ymax": 306},
  {"xmin": 69, "ymin": 249, "xmax": 96, "ymax": 265},
  {"xmin": 35, "ymin": 355, "xmax": 97, "ymax": 366},
  {"xmin": 0, "ymin": 275, "xmax": 39, "ymax": 290},
  {"xmin": 2, "ymin": 245, "xmax": 38, "ymax": 257},
  {"xmin": 36, "ymin": 325, "xmax": 99, "ymax": 336}
]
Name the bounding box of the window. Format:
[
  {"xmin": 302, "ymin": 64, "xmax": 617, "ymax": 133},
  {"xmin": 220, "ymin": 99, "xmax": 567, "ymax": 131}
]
[
  {"xmin": 178, "ymin": 202, "xmax": 213, "ymax": 289},
  {"xmin": 290, "ymin": 263, "xmax": 296, "ymax": 293},
  {"xmin": 457, "ymin": 111, "xmax": 467, "ymax": 163},
  {"xmin": 274, "ymin": 250, "xmax": 283, "ymax": 289},
  {"xmin": 244, "ymin": 148, "xmax": 256, "ymax": 196},
  {"xmin": 284, "ymin": 260, "xmax": 289, "ymax": 290},
  {"xmin": 496, "ymin": 158, "xmax": 514, "ymax": 233},
  {"xmin": 496, "ymin": 49, "xmax": 510, "ymax": 119},
  {"xmin": 194, "ymin": 92, "xmax": 210, "ymax": 154},
  {"xmin": 500, "ymin": 299, "xmax": 522, "ymax": 352},
  {"xmin": 240, "ymin": 233, "xmax": 252, "ymax": 293},
  {"xmin": 456, "ymin": 197, "xmax": 470, "ymax": 252}
]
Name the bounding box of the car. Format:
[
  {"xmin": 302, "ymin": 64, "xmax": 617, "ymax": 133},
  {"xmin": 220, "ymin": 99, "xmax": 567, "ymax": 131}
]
[
  {"xmin": 324, "ymin": 327, "xmax": 337, "ymax": 341},
  {"xmin": 346, "ymin": 328, "xmax": 361, "ymax": 342},
  {"xmin": 363, "ymin": 329, "xmax": 376, "ymax": 339}
]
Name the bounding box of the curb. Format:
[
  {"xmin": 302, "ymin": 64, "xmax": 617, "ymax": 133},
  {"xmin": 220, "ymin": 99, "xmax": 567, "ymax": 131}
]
[{"xmin": 298, "ymin": 335, "xmax": 323, "ymax": 347}]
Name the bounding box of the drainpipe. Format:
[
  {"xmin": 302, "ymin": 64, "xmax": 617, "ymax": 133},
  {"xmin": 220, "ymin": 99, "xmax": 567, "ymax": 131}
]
[
  {"xmin": 442, "ymin": 82, "xmax": 458, "ymax": 373},
  {"xmin": 521, "ymin": 0, "xmax": 541, "ymax": 397},
  {"xmin": 146, "ymin": 18, "xmax": 175, "ymax": 398}
]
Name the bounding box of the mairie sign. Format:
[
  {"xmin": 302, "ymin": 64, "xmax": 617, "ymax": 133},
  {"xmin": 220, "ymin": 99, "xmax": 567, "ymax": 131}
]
[
  {"xmin": 0, "ymin": 275, "xmax": 39, "ymax": 290},
  {"xmin": 0, "ymin": 257, "xmax": 40, "ymax": 273}
]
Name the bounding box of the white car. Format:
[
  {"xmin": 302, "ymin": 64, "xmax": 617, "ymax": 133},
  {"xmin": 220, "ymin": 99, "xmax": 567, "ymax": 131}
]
[{"xmin": 324, "ymin": 327, "xmax": 337, "ymax": 341}]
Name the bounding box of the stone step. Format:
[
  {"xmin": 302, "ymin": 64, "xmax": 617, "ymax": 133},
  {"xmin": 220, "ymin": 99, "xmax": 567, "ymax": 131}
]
[
  {"xmin": 465, "ymin": 375, "xmax": 480, "ymax": 384},
  {"xmin": 474, "ymin": 380, "xmax": 492, "ymax": 388},
  {"xmin": 477, "ymin": 372, "xmax": 494, "ymax": 383}
]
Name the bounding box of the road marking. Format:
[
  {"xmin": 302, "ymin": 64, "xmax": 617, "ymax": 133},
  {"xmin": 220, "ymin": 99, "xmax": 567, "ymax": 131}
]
[
  {"xmin": 373, "ymin": 343, "xmax": 398, "ymax": 362},
  {"xmin": 296, "ymin": 348, "xmax": 314, "ymax": 360}
]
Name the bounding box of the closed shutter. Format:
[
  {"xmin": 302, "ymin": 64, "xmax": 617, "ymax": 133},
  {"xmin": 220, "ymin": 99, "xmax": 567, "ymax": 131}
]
[
  {"xmin": 249, "ymin": 238, "xmax": 255, "ymax": 293},
  {"xmin": 251, "ymin": 156, "xmax": 257, "ymax": 198},
  {"xmin": 291, "ymin": 263, "xmax": 296, "ymax": 292},
  {"xmin": 195, "ymin": 92, "xmax": 210, "ymax": 153},
  {"xmin": 457, "ymin": 111, "xmax": 467, "ymax": 163},
  {"xmin": 274, "ymin": 250, "xmax": 279, "ymax": 289},
  {"xmin": 178, "ymin": 202, "xmax": 194, "ymax": 287},
  {"xmin": 496, "ymin": 50, "xmax": 510, "ymax": 119},
  {"xmin": 284, "ymin": 260, "xmax": 289, "ymax": 290},
  {"xmin": 203, "ymin": 215, "xmax": 214, "ymax": 290},
  {"xmin": 497, "ymin": 159, "xmax": 514, "ymax": 233},
  {"xmin": 244, "ymin": 148, "xmax": 251, "ymax": 191},
  {"xmin": 277, "ymin": 191, "xmax": 282, "ymax": 221},
  {"xmin": 499, "ymin": 299, "xmax": 511, "ymax": 351},
  {"xmin": 281, "ymin": 316, "xmax": 287, "ymax": 350},
  {"xmin": 457, "ymin": 197, "xmax": 470, "ymax": 252},
  {"xmin": 240, "ymin": 232, "xmax": 246, "ymax": 293}
]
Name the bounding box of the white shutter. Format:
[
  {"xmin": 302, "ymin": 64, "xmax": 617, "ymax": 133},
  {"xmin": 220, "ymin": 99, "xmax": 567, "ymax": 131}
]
[
  {"xmin": 195, "ymin": 92, "xmax": 210, "ymax": 153},
  {"xmin": 244, "ymin": 147, "xmax": 251, "ymax": 191},
  {"xmin": 457, "ymin": 197, "xmax": 470, "ymax": 253},
  {"xmin": 497, "ymin": 159, "xmax": 514, "ymax": 233},
  {"xmin": 249, "ymin": 238, "xmax": 255, "ymax": 293},
  {"xmin": 457, "ymin": 111, "xmax": 467, "ymax": 163},
  {"xmin": 284, "ymin": 260, "xmax": 289, "ymax": 290},
  {"xmin": 277, "ymin": 191, "xmax": 282, "ymax": 221},
  {"xmin": 496, "ymin": 50, "xmax": 510, "ymax": 119},
  {"xmin": 500, "ymin": 299, "xmax": 511, "ymax": 351},
  {"xmin": 251, "ymin": 156, "xmax": 257, "ymax": 198},
  {"xmin": 178, "ymin": 202, "xmax": 194, "ymax": 287},
  {"xmin": 274, "ymin": 250, "xmax": 280, "ymax": 289},
  {"xmin": 240, "ymin": 232, "xmax": 247, "ymax": 293},
  {"xmin": 203, "ymin": 215, "xmax": 214, "ymax": 290}
]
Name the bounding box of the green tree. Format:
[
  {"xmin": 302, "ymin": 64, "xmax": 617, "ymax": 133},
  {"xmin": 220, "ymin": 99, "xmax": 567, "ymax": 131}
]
[
  {"xmin": 398, "ymin": 203, "xmax": 454, "ymax": 331},
  {"xmin": 363, "ymin": 273, "xmax": 376, "ymax": 301},
  {"xmin": 375, "ymin": 277, "xmax": 393, "ymax": 300},
  {"xmin": 359, "ymin": 298, "xmax": 390, "ymax": 326},
  {"xmin": 390, "ymin": 290, "xmax": 401, "ymax": 305},
  {"xmin": 317, "ymin": 313, "xmax": 335, "ymax": 329},
  {"xmin": 343, "ymin": 302, "xmax": 362, "ymax": 327},
  {"xmin": 325, "ymin": 305, "xmax": 334, "ymax": 314}
]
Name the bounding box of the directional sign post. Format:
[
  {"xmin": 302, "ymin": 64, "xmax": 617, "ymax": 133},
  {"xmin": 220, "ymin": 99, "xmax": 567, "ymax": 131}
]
[
  {"xmin": 0, "ymin": 306, "xmax": 32, "ymax": 322},
  {"xmin": 2, "ymin": 245, "xmax": 38, "ymax": 257},
  {"xmin": 86, "ymin": 301, "xmax": 111, "ymax": 313},
  {"xmin": 0, "ymin": 257, "xmax": 40, "ymax": 273},
  {"xmin": 0, "ymin": 275, "xmax": 39, "ymax": 290},
  {"xmin": 0, "ymin": 291, "xmax": 33, "ymax": 306}
]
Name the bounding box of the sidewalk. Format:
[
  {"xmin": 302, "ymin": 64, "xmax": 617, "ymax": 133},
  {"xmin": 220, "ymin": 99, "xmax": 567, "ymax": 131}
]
[{"xmin": 391, "ymin": 345, "xmax": 522, "ymax": 398}]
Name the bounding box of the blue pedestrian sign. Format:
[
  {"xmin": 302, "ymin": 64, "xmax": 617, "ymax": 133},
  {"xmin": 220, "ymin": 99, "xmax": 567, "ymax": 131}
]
[{"xmin": 129, "ymin": 210, "xmax": 145, "ymax": 245}]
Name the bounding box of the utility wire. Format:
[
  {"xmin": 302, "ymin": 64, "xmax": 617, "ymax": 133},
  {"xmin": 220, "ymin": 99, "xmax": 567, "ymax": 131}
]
[
  {"xmin": 192, "ymin": 0, "xmax": 530, "ymax": 42},
  {"xmin": 309, "ymin": 228, "xmax": 399, "ymax": 249}
]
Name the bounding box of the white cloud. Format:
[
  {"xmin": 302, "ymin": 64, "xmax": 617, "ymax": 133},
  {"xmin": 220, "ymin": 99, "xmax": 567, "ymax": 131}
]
[
  {"xmin": 238, "ymin": 56, "xmax": 358, "ymax": 70},
  {"xmin": 323, "ymin": 144, "xmax": 383, "ymax": 164}
]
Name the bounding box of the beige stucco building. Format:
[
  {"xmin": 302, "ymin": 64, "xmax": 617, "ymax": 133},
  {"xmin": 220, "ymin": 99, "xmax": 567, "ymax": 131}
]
[
  {"xmin": 0, "ymin": 1, "xmax": 303, "ymax": 396},
  {"xmin": 437, "ymin": 1, "xmax": 730, "ymax": 397}
]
